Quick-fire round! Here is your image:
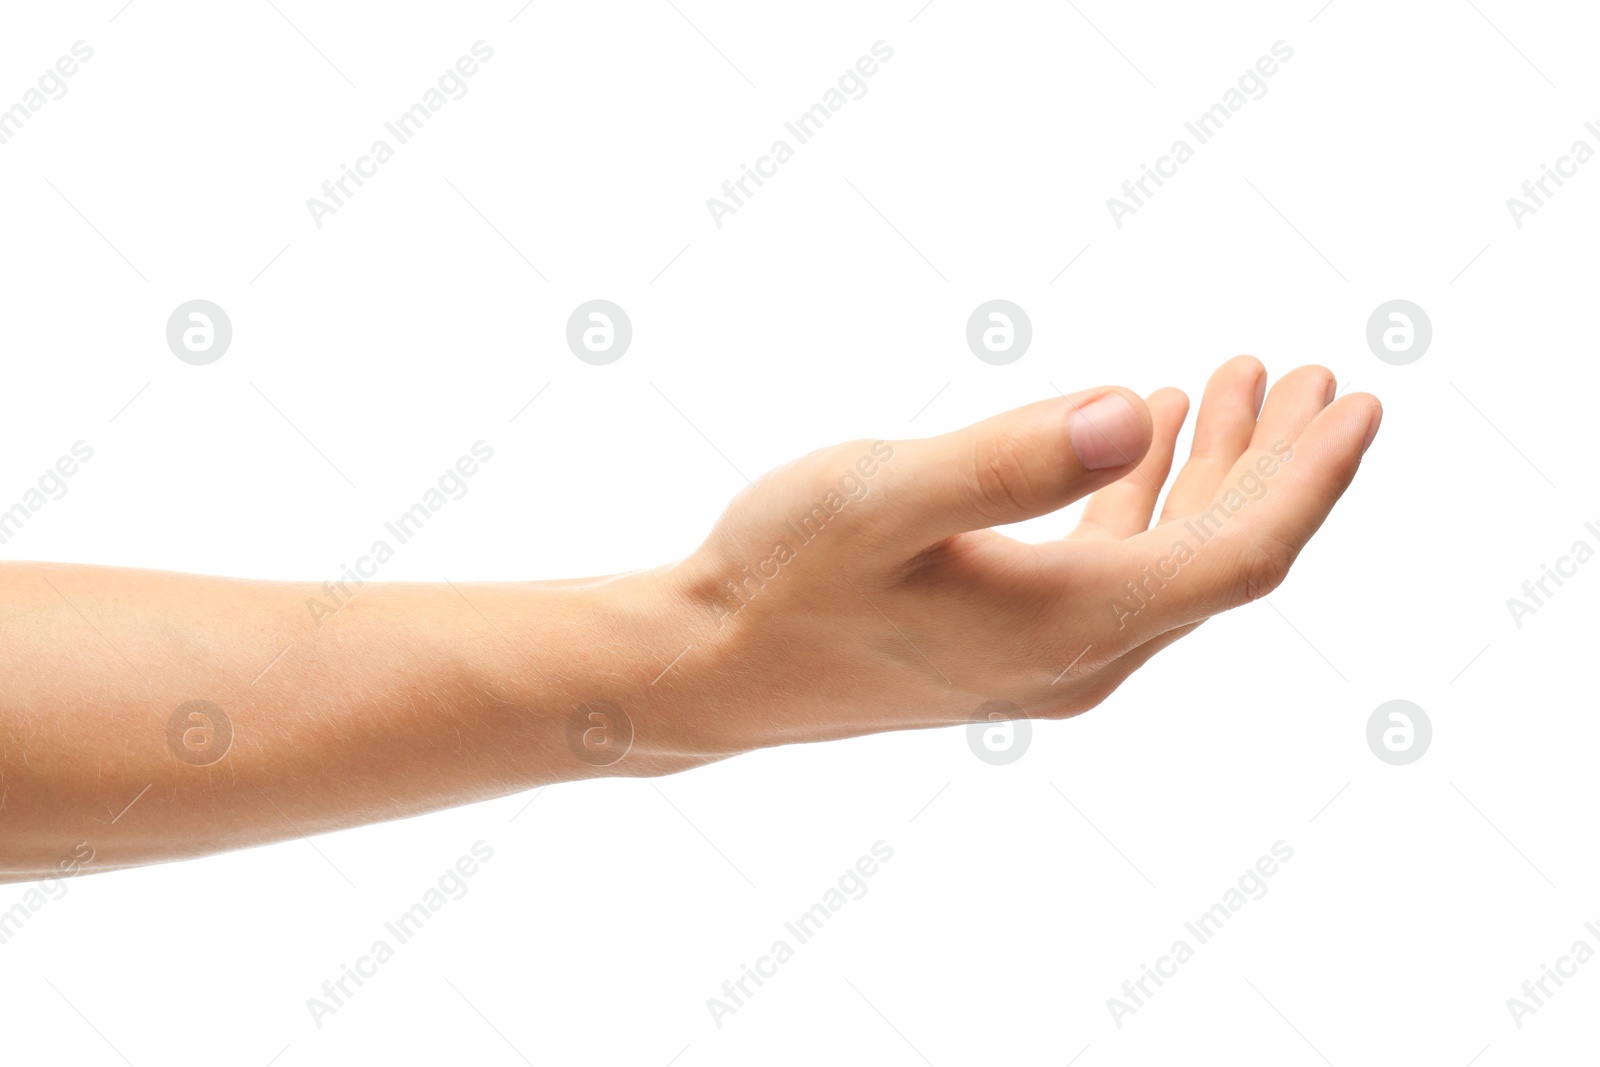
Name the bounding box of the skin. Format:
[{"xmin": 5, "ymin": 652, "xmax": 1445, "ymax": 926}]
[{"xmin": 0, "ymin": 358, "xmax": 1380, "ymax": 882}]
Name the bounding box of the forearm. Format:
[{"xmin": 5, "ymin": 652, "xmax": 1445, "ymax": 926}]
[{"xmin": 0, "ymin": 561, "xmax": 702, "ymax": 880}]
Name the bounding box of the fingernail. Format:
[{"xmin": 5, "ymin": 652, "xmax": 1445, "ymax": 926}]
[
  {"xmin": 1325, "ymin": 377, "xmax": 1337, "ymax": 405},
  {"xmin": 1070, "ymin": 393, "xmax": 1145, "ymax": 471},
  {"xmin": 1361, "ymin": 407, "xmax": 1382, "ymax": 454}
]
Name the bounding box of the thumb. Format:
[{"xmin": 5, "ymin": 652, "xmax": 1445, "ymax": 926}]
[{"xmin": 884, "ymin": 388, "xmax": 1153, "ymax": 549}]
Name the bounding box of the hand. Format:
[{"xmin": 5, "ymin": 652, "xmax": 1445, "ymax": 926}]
[{"xmin": 657, "ymin": 357, "xmax": 1380, "ymax": 755}]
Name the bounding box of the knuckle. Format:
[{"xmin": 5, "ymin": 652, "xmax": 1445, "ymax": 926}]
[
  {"xmin": 1235, "ymin": 533, "xmax": 1297, "ymax": 603},
  {"xmin": 1079, "ymin": 671, "xmax": 1129, "ymax": 710},
  {"xmin": 969, "ymin": 431, "xmax": 1041, "ymax": 521}
]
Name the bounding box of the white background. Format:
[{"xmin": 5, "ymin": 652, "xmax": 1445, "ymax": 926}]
[{"xmin": 1, "ymin": 1, "xmax": 1596, "ymax": 1063}]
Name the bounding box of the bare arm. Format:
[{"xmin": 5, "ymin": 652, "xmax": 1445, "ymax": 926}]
[
  {"xmin": 0, "ymin": 359, "xmax": 1381, "ymax": 881},
  {"xmin": 0, "ymin": 563, "xmax": 697, "ymax": 880}
]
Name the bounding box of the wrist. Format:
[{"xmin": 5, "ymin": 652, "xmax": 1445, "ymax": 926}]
[{"xmin": 530, "ymin": 565, "xmax": 729, "ymax": 777}]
